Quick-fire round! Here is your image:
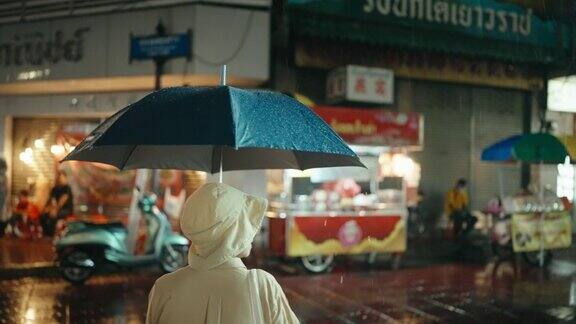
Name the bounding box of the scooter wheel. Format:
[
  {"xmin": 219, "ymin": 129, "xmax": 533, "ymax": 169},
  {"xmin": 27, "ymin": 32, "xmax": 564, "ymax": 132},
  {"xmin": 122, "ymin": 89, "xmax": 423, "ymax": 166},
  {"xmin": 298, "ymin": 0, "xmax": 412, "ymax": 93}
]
[
  {"xmin": 160, "ymin": 245, "xmax": 188, "ymax": 273},
  {"xmin": 60, "ymin": 250, "xmax": 95, "ymax": 285}
]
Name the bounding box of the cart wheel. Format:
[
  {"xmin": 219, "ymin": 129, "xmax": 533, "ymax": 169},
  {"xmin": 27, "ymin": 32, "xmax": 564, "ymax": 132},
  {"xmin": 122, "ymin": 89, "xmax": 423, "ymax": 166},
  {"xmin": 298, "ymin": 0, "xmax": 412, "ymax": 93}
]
[
  {"xmin": 522, "ymin": 250, "xmax": 552, "ymax": 267},
  {"xmin": 366, "ymin": 252, "xmax": 378, "ymax": 265},
  {"xmin": 301, "ymin": 254, "xmax": 334, "ymax": 273},
  {"xmin": 390, "ymin": 253, "xmax": 402, "ymax": 270}
]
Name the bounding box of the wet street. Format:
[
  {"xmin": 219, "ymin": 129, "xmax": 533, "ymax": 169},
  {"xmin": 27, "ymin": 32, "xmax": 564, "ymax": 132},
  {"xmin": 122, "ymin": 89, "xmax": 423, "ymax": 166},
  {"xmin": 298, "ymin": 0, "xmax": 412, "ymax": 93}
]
[{"xmin": 1, "ymin": 237, "xmax": 576, "ymax": 323}]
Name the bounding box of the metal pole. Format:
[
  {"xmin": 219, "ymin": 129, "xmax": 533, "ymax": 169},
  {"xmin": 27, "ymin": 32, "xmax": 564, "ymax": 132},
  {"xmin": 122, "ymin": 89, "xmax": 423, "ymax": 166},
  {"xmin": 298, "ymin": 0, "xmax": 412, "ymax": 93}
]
[
  {"xmin": 154, "ymin": 21, "xmax": 167, "ymax": 90},
  {"xmin": 220, "ymin": 65, "xmax": 227, "ymax": 86},
  {"xmin": 497, "ymin": 167, "xmax": 504, "ymax": 198},
  {"xmin": 155, "ymin": 61, "xmax": 164, "ymax": 90},
  {"xmin": 219, "ymin": 147, "xmax": 224, "ymax": 183},
  {"xmin": 218, "ymin": 65, "xmax": 227, "ymax": 183},
  {"xmin": 521, "ymin": 91, "xmax": 532, "ymax": 189},
  {"xmin": 539, "ymin": 160, "xmax": 545, "ymax": 267}
]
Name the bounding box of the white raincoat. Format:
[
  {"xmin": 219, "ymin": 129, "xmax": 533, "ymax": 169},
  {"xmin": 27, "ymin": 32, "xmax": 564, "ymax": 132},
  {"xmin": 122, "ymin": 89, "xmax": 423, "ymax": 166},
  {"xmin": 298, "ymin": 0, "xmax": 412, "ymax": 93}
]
[{"xmin": 146, "ymin": 182, "xmax": 300, "ymax": 324}]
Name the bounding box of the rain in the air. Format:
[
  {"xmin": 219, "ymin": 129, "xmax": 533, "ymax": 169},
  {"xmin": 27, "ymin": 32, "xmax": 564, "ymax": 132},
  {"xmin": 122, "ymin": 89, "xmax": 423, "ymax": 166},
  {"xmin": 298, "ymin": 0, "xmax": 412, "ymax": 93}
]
[{"xmin": 0, "ymin": 0, "xmax": 575, "ymax": 323}]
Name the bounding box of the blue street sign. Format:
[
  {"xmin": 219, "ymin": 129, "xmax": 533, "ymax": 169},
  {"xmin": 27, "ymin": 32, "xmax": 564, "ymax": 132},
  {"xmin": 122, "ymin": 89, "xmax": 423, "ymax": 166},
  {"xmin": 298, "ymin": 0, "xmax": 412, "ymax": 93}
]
[{"xmin": 130, "ymin": 33, "xmax": 191, "ymax": 60}]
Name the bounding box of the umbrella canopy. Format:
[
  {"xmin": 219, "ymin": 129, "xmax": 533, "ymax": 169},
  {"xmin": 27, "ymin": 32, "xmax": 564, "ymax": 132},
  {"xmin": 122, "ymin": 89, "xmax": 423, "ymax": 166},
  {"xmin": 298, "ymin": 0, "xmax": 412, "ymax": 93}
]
[
  {"xmin": 481, "ymin": 133, "xmax": 569, "ymax": 164},
  {"xmin": 559, "ymin": 135, "xmax": 576, "ymax": 161},
  {"xmin": 64, "ymin": 86, "xmax": 364, "ymax": 172},
  {"xmin": 480, "ymin": 135, "xmax": 523, "ymax": 162},
  {"xmin": 514, "ymin": 133, "xmax": 570, "ymax": 163}
]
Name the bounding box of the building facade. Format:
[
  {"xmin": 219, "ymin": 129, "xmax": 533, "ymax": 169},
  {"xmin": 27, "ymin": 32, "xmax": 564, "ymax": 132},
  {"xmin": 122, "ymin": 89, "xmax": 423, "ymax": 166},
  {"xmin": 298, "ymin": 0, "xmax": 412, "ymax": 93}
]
[
  {"xmin": 0, "ymin": 0, "xmax": 271, "ymax": 217},
  {"xmin": 272, "ymin": 0, "xmax": 575, "ymax": 218}
]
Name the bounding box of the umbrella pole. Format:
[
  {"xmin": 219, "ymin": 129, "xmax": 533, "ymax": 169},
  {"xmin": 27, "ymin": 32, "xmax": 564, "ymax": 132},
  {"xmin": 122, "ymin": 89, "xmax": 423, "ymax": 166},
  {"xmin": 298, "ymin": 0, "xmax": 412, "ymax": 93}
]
[
  {"xmin": 497, "ymin": 167, "xmax": 504, "ymax": 198},
  {"xmin": 539, "ymin": 160, "xmax": 545, "ymax": 267},
  {"xmin": 218, "ymin": 65, "xmax": 227, "ymax": 184},
  {"xmin": 219, "ymin": 146, "xmax": 223, "ymax": 183},
  {"xmin": 220, "ymin": 65, "xmax": 227, "ymax": 86}
]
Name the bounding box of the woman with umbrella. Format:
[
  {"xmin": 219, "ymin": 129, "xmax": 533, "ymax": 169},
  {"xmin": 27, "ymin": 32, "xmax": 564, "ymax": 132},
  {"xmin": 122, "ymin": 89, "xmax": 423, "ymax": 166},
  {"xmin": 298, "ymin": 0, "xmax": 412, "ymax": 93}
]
[
  {"xmin": 64, "ymin": 68, "xmax": 364, "ymax": 322},
  {"xmin": 146, "ymin": 182, "xmax": 300, "ymax": 323}
]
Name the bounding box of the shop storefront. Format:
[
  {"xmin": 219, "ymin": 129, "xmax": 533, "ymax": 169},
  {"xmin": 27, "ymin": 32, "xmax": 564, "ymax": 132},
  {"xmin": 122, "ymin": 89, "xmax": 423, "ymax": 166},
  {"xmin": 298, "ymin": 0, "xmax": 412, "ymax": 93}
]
[
  {"xmin": 274, "ymin": 0, "xmax": 576, "ymax": 217},
  {"xmin": 10, "ymin": 118, "xmax": 130, "ymax": 218},
  {"xmin": 10, "ymin": 116, "xmax": 206, "ymax": 224},
  {"xmin": 0, "ymin": 1, "xmax": 270, "ymax": 224}
]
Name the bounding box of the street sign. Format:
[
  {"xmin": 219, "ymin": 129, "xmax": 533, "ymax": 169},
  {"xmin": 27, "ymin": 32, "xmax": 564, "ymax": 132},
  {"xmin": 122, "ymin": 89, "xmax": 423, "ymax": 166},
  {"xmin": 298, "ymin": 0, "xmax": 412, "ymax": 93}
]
[
  {"xmin": 130, "ymin": 32, "xmax": 191, "ymax": 61},
  {"xmin": 327, "ymin": 65, "xmax": 394, "ymax": 105}
]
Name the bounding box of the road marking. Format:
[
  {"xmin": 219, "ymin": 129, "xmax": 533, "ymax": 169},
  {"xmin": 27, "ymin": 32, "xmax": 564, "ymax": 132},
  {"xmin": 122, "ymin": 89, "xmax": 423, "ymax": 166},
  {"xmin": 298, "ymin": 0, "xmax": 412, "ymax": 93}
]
[
  {"xmin": 283, "ymin": 287, "xmax": 356, "ymax": 324},
  {"xmin": 314, "ymin": 285, "xmax": 401, "ymax": 323},
  {"xmin": 421, "ymin": 297, "xmax": 470, "ymax": 317},
  {"xmin": 403, "ymin": 305, "xmax": 442, "ymax": 322}
]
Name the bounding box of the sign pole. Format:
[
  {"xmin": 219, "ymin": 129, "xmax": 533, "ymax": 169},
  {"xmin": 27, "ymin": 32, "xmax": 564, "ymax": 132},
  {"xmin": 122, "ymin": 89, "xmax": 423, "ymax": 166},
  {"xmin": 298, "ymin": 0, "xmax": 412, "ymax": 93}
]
[
  {"xmin": 154, "ymin": 21, "xmax": 167, "ymax": 91},
  {"xmin": 125, "ymin": 20, "xmax": 192, "ymax": 254}
]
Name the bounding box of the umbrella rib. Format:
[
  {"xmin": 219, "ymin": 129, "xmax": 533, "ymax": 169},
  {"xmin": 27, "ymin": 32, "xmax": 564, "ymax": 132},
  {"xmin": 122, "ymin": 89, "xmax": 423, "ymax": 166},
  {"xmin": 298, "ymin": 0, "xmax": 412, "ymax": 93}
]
[
  {"xmin": 120, "ymin": 145, "xmax": 138, "ymax": 170},
  {"xmin": 292, "ymin": 150, "xmax": 304, "ymax": 170},
  {"xmin": 210, "ymin": 145, "xmax": 220, "ymax": 174}
]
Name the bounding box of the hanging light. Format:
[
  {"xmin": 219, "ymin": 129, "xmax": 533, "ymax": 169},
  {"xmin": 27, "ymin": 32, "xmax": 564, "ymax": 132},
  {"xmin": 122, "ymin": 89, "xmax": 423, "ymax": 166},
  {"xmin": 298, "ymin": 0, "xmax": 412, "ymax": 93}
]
[
  {"xmin": 391, "ymin": 154, "xmax": 416, "ymax": 177},
  {"xmin": 19, "ymin": 150, "xmax": 33, "ymax": 165},
  {"xmin": 50, "ymin": 145, "xmax": 65, "ymax": 155},
  {"xmin": 34, "ymin": 139, "xmax": 45, "ymax": 149}
]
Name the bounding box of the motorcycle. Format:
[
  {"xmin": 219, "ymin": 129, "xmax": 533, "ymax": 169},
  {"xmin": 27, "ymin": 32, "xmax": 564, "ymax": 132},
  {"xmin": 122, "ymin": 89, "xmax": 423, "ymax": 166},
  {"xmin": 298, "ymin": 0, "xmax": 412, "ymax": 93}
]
[{"xmin": 55, "ymin": 192, "xmax": 189, "ymax": 284}]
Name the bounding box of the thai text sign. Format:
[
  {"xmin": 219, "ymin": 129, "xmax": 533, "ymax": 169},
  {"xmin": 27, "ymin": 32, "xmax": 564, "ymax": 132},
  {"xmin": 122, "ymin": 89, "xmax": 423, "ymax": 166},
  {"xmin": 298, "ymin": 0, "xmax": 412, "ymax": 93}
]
[
  {"xmin": 511, "ymin": 212, "xmax": 572, "ymax": 252},
  {"xmin": 0, "ymin": 27, "xmax": 90, "ymax": 67},
  {"xmin": 327, "ymin": 65, "xmax": 394, "ymax": 104},
  {"xmin": 314, "ymin": 106, "xmax": 422, "ymax": 147},
  {"xmin": 288, "ymin": 0, "xmax": 559, "ymax": 48}
]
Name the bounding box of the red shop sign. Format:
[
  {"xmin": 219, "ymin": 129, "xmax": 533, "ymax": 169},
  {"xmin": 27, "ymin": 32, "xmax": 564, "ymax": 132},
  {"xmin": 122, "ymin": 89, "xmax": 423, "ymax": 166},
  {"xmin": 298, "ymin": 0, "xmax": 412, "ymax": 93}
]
[{"xmin": 314, "ymin": 106, "xmax": 422, "ymax": 147}]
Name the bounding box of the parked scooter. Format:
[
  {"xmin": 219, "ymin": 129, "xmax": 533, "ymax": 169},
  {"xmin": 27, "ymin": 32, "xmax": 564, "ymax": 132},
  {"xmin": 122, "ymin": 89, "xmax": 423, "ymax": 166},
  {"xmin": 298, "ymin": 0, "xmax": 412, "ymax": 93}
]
[{"xmin": 55, "ymin": 192, "xmax": 189, "ymax": 284}]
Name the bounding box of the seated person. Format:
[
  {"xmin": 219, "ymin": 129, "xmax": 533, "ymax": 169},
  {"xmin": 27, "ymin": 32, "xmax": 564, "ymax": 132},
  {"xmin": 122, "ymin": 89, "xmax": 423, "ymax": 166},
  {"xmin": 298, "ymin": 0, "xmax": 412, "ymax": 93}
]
[
  {"xmin": 41, "ymin": 172, "xmax": 74, "ymax": 237},
  {"xmin": 445, "ymin": 178, "xmax": 477, "ymax": 241},
  {"xmin": 8, "ymin": 190, "xmax": 40, "ymax": 238}
]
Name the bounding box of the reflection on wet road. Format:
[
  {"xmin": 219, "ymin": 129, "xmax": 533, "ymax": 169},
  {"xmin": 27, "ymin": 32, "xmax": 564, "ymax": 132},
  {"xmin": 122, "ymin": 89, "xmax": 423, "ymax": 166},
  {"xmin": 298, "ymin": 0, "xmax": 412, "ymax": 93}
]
[{"xmin": 1, "ymin": 260, "xmax": 575, "ymax": 323}]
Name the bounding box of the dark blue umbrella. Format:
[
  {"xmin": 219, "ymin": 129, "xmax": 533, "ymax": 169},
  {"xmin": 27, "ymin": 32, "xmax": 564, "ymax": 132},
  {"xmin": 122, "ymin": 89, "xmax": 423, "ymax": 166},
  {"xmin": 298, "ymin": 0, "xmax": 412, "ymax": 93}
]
[
  {"xmin": 481, "ymin": 135, "xmax": 523, "ymax": 162},
  {"xmin": 64, "ymin": 86, "xmax": 364, "ymax": 172}
]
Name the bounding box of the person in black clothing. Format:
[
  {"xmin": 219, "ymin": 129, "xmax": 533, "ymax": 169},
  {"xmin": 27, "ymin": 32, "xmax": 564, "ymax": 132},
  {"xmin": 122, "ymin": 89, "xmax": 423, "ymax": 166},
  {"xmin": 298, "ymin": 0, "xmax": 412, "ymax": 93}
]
[{"xmin": 41, "ymin": 172, "xmax": 74, "ymax": 236}]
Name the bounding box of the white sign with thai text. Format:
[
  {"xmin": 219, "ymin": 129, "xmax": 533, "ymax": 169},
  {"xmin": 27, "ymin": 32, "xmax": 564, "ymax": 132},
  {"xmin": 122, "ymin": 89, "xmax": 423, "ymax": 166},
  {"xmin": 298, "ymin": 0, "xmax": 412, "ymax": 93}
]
[{"xmin": 327, "ymin": 65, "xmax": 394, "ymax": 104}]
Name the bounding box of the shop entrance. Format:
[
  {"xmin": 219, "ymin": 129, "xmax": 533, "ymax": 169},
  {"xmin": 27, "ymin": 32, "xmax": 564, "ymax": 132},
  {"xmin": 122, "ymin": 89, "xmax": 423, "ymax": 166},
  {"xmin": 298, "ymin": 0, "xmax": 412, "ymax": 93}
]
[
  {"xmin": 10, "ymin": 117, "xmax": 135, "ymax": 222},
  {"xmin": 2, "ymin": 116, "xmax": 205, "ymax": 267}
]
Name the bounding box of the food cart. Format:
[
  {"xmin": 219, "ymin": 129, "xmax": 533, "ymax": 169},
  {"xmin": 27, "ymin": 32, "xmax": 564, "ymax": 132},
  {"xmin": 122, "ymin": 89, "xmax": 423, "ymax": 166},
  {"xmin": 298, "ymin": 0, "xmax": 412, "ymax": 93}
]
[
  {"xmin": 505, "ymin": 194, "xmax": 572, "ymax": 265},
  {"xmin": 488, "ymin": 189, "xmax": 572, "ymax": 266},
  {"xmin": 266, "ymin": 106, "xmax": 423, "ymax": 272}
]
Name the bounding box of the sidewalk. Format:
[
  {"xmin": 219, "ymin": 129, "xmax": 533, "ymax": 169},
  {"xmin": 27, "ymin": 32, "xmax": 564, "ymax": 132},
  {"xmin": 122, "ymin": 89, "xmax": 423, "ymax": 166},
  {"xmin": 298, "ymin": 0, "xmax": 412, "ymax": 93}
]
[
  {"xmin": 0, "ymin": 236, "xmax": 55, "ymax": 270},
  {"xmin": 1, "ymin": 232, "xmax": 575, "ymax": 274}
]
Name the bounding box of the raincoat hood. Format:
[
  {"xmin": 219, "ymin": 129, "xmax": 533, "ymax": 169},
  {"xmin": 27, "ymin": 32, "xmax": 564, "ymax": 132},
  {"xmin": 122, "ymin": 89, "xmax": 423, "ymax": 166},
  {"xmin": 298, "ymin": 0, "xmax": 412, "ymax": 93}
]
[{"xmin": 180, "ymin": 182, "xmax": 267, "ymax": 270}]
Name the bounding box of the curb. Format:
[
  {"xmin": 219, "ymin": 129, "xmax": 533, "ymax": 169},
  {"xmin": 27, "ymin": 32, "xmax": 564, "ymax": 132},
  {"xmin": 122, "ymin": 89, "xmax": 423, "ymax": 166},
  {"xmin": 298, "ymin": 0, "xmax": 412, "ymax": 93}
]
[{"xmin": 0, "ymin": 262, "xmax": 57, "ymax": 279}]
